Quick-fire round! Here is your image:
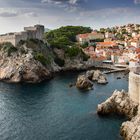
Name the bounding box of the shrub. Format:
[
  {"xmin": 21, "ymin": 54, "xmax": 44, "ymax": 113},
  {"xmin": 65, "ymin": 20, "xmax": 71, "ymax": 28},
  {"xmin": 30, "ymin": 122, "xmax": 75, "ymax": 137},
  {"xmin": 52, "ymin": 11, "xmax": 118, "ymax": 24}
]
[
  {"xmin": 54, "ymin": 56, "xmax": 65, "ymax": 67},
  {"xmin": 81, "ymin": 42, "xmax": 89, "ymax": 48},
  {"xmin": 45, "ymin": 26, "xmax": 92, "ymax": 48},
  {"xmin": 34, "ymin": 53, "xmax": 50, "ymax": 65},
  {"xmin": 2, "ymin": 42, "xmax": 17, "ymax": 56},
  {"xmin": 18, "ymin": 40, "xmax": 26, "ymax": 46},
  {"xmin": 82, "ymin": 53, "xmax": 90, "ymax": 61},
  {"xmin": 65, "ymin": 46, "xmax": 81, "ymax": 58}
]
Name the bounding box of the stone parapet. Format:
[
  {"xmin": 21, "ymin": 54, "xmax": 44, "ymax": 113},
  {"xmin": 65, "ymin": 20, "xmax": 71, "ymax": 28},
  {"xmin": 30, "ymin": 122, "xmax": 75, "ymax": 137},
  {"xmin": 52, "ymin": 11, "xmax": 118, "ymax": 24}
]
[{"xmin": 129, "ymin": 72, "xmax": 140, "ymax": 105}]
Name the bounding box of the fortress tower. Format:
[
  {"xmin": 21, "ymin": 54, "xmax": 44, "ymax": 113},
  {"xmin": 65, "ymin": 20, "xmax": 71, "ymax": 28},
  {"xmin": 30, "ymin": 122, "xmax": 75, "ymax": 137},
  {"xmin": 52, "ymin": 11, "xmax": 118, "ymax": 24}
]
[
  {"xmin": 129, "ymin": 61, "xmax": 140, "ymax": 105},
  {"xmin": 0, "ymin": 24, "xmax": 45, "ymax": 46}
]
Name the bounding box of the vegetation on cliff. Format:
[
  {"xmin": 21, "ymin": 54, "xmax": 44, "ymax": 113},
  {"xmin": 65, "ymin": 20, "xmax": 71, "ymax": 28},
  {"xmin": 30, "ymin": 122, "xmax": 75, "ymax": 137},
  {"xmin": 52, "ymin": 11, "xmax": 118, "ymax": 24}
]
[
  {"xmin": 0, "ymin": 42, "xmax": 17, "ymax": 56},
  {"xmin": 45, "ymin": 26, "xmax": 92, "ymax": 48},
  {"xmin": 45, "ymin": 26, "xmax": 90, "ymax": 62}
]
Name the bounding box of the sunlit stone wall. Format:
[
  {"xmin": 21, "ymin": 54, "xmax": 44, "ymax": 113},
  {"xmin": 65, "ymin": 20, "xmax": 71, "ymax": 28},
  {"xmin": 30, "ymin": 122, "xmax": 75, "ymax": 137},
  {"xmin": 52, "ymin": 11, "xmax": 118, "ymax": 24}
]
[{"xmin": 129, "ymin": 72, "xmax": 140, "ymax": 104}]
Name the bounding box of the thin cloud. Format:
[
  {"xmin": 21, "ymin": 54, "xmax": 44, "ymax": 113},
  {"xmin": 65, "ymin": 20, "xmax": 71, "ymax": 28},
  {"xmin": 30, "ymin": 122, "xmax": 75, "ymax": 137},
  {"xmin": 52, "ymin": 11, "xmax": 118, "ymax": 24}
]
[
  {"xmin": 0, "ymin": 9, "xmax": 18, "ymax": 17},
  {"xmin": 134, "ymin": 0, "xmax": 140, "ymax": 4},
  {"xmin": 41, "ymin": 0, "xmax": 79, "ymax": 5}
]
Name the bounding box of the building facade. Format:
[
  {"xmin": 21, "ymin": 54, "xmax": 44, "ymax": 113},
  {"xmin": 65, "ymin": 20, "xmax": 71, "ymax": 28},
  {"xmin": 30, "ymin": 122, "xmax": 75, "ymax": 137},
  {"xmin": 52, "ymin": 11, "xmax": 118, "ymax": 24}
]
[
  {"xmin": 0, "ymin": 25, "xmax": 45, "ymax": 46},
  {"xmin": 76, "ymin": 32, "xmax": 104, "ymax": 45}
]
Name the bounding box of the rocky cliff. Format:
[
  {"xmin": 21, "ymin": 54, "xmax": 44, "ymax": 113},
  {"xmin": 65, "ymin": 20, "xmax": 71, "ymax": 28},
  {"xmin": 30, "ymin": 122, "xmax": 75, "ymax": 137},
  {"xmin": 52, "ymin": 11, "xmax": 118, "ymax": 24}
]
[
  {"xmin": 97, "ymin": 90, "xmax": 140, "ymax": 140},
  {"xmin": 0, "ymin": 41, "xmax": 54, "ymax": 83},
  {"xmin": 97, "ymin": 90, "xmax": 138, "ymax": 118},
  {"xmin": 120, "ymin": 115, "xmax": 140, "ymax": 140},
  {"xmin": 0, "ymin": 40, "xmax": 93, "ymax": 83}
]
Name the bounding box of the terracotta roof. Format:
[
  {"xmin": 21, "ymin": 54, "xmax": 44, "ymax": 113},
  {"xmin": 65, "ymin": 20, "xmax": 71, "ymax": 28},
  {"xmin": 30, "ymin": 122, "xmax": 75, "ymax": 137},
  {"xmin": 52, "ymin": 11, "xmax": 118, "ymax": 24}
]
[
  {"xmin": 136, "ymin": 48, "xmax": 140, "ymax": 53},
  {"xmin": 77, "ymin": 32, "xmax": 103, "ymax": 39},
  {"xmin": 96, "ymin": 42, "xmax": 117, "ymax": 46},
  {"xmin": 78, "ymin": 33, "xmax": 89, "ymax": 38}
]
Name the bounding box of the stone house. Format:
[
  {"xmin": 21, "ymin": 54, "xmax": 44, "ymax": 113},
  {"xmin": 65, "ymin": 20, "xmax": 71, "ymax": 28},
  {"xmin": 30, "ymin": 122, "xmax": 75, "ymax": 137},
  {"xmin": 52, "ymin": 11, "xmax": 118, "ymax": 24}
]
[{"xmin": 76, "ymin": 32, "xmax": 104, "ymax": 45}]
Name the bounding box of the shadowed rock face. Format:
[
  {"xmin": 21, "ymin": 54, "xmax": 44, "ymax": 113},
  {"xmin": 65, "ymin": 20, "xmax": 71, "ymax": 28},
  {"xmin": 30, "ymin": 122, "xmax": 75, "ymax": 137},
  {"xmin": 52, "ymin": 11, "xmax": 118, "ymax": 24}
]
[
  {"xmin": 0, "ymin": 40, "xmax": 93, "ymax": 83},
  {"xmin": 0, "ymin": 46, "xmax": 52, "ymax": 83},
  {"xmin": 76, "ymin": 70, "xmax": 108, "ymax": 90},
  {"xmin": 97, "ymin": 90, "xmax": 138, "ymax": 119},
  {"xmin": 120, "ymin": 115, "xmax": 140, "ymax": 140},
  {"xmin": 97, "ymin": 90, "xmax": 140, "ymax": 140},
  {"xmin": 76, "ymin": 75, "xmax": 93, "ymax": 90}
]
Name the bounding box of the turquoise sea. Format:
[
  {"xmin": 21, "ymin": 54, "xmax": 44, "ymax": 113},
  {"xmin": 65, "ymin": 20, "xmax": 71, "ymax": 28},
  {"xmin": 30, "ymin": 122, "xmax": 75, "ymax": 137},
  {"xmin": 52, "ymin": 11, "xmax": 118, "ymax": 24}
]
[{"xmin": 0, "ymin": 72, "xmax": 128, "ymax": 140}]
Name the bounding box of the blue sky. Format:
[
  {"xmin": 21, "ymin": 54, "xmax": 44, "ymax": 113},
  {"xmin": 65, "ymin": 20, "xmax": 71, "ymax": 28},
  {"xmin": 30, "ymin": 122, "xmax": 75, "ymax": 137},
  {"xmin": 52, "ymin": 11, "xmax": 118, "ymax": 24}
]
[{"xmin": 0, "ymin": 0, "xmax": 140, "ymax": 33}]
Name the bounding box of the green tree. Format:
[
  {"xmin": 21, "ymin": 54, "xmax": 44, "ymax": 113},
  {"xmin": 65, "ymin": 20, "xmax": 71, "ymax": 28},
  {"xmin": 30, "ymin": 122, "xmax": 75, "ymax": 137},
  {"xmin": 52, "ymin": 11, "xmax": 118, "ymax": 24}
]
[{"xmin": 45, "ymin": 26, "xmax": 92, "ymax": 49}]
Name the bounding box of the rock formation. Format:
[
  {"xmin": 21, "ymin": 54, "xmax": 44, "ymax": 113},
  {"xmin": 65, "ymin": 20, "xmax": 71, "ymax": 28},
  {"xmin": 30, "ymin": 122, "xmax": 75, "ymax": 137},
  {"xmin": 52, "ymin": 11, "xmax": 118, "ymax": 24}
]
[
  {"xmin": 0, "ymin": 40, "xmax": 94, "ymax": 83},
  {"xmin": 97, "ymin": 90, "xmax": 140, "ymax": 140},
  {"xmin": 76, "ymin": 70, "xmax": 108, "ymax": 90},
  {"xmin": 97, "ymin": 90, "xmax": 138, "ymax": 118},
  {"xmin": 0, "ymin": 43, "xmax": 53, "ymax": 83},
  {"xmin": 92, "ymin": 70, "xmax": 108, "ymax": 84},
  {"xmin": 76, "ymin": 75, "xmax": 93, "ymax": 90},
  {"xmin": 120, "ymin": 115, "xmax": 140, "ymax": 140},
  {"xmin": 97, "ymin": 75, "xmax": 108, "ymax": 84},
  {"xmin": 92, "ymin": 70, "xmax": 101, "ymax": 81}
]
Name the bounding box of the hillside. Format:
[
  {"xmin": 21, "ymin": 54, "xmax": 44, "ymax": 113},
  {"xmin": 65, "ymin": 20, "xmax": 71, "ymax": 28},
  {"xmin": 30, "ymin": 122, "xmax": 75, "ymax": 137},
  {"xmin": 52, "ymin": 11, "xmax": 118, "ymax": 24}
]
[{"xmin": 0, "ymin": 26, "xmax": 93, "ymax": 83}]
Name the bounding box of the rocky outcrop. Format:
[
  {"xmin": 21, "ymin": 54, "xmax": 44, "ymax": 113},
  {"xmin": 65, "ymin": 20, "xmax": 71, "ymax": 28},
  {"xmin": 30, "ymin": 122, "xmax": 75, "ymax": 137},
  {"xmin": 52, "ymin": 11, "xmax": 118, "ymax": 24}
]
[
  {"xmin": 97, "ymin": 90, "xmax": 138, "ymax": 118},
  {"xmin": 76, "ymin": 75, "xmax": 93, "ymax": 90},
  {"xmin": 92, "ymin": 70, "xmax": 108, "ymax": 84},
  {"xmin": 97, "ymin": 90, "xmax": 140, "ymax": 140},
  {"xmin": 97, "ymin": 75, "xmax": 108, "ymax": 84},
  {"xmin": 92, "ymin": 70, "xmax": 101, "ymax": 81},
  {"xmin": 86, "ymin": 70, "xmax": 94, "ymax": 80},
  {"xmin": 0, "ymin": 41, "xmax": 95, "ymax": 83},
  {"xmin": 76, "ymin": 70, "xmax": 108, "ymax": 90},
  {"xmin": 0, "ymin": 47, "xmax": 52, "ymax": 83},
  {"xmin": 120, "ymin": 115, "xmax": 140, "ymax": 140}
]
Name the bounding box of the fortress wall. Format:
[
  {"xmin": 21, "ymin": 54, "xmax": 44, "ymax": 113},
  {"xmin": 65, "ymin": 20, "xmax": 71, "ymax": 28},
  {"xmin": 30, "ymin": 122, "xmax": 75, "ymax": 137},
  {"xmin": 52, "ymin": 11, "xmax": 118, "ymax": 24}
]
[
  {"xmin": 129, "ymin": 72, "xmax": 140, "ymax": 104},
  {"xmin": 27, "ymin": 31, "xmax": 37, "ymax": 39},
  {"xmin": 24, "ymin": 26, "xmax": 36, "ymax": 31},
  {"xmin": 15, "ymin": 32, "xmax": 28, "ymax": 46},
  {"xmin": 0, "ymin": 25, "xmax": 45, "ymax": 46},
  {"xmin": 0, "ymin": 34, "xmax": 16, "ymax": 46},
  {"xmin": 35, "ymin": 25, "xmax": 45, "ymax": 40}
]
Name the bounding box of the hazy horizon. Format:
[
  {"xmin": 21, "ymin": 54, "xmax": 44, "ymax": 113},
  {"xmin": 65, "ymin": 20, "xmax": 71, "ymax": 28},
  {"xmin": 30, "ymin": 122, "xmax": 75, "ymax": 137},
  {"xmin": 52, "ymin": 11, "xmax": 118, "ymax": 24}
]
[{"xmin": 0, "ymin": 0, "xmax": 140, "ymax": 34}]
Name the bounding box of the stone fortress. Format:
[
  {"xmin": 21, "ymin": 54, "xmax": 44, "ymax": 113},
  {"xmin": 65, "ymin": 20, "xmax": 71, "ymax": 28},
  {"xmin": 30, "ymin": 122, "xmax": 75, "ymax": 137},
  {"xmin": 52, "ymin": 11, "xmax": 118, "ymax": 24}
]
[
  {"xmin": 129, "ymin": 62, "xmax": 140, "ymax": 112},
  {"xmin": 0, "ymin": 25, "xmax": 45, "ymax": 46}
]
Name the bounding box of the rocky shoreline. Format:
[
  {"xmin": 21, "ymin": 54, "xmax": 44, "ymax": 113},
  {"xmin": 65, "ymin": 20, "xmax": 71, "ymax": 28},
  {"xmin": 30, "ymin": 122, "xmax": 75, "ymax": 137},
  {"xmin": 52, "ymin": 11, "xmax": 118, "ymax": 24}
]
[
  {"xmin": 76, "ymin": 70, "xmax": 108, "ymax": 90},
  {"xmin": 97, "ymin": 90, "xmax": 140, "ymax": 140}
]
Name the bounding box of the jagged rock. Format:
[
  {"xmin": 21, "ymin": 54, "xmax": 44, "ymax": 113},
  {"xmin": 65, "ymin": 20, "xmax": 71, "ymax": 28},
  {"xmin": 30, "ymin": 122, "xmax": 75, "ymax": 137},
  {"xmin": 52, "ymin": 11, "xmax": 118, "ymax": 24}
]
[
  {"xmin": 91, "ymin": 70, "xmax": 108, "ymax": 84},
  {"xmin": 97, "ymin": 90, "xmax": 138, "ymax": 119},
  {"xmin": 92, "ymin": 70, "xmax": 102, "ymax": 81},
  {"xmin": 120, "ymin": 115, "xmax": 140, "ymax": 140},
  {"xmin": 0, "ymin": 43, "xmax": 53, "ymax": 83},
  {"xmin": 76, "ymin": 70, "xmax": 108, "ymax": 89},
  {"xmin": 86, "ymin": 70, "xmax": 95, "ymax": 80},
  {"xmin": 97, "ymin": 89, "xmax": 140, "ymax": 140},
  {"xmin": 97, "ymin": 75, "xmax": 108, "ymax": 84},
  {"xmin": 76, "ymin": 75, "xmax": 93, "ymax": 90}
]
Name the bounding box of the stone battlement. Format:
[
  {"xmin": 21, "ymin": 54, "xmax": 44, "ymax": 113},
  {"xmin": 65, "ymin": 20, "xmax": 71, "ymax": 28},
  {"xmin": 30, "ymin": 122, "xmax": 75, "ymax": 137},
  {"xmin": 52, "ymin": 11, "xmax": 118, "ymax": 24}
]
[
  {"xmin": 129, "ymin": 72, "xmax": 140, "ymax": 104},
  {"xmin": 0, "ymin": 24, "xmax": 44, "ymax": 46}
]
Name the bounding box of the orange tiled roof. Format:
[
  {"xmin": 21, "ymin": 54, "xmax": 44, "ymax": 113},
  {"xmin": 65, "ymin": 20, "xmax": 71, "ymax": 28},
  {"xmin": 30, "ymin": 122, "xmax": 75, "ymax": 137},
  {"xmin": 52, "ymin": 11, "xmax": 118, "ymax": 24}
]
[
  {"xmin": 136, "ymin": 48, "xmax": 140, "ymax": 53},
  {"xmin": 96, "ymin": 41, "xmax": 117, "ymax": 46},
  {"xmin": 78, "ymin": 32, "xmax": 102, "ymax": 39}
]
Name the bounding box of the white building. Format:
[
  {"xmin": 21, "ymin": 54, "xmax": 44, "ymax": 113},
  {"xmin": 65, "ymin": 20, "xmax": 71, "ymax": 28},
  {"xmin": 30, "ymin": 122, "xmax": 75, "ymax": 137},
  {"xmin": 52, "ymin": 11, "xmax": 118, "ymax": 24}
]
[
  {"xmin": 105, "ymin": 32, "xmax": 115, "ymax": 39},
  {"xmin": 76, "ymin": 32, "xmax": 104, "ymax": 45}
]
